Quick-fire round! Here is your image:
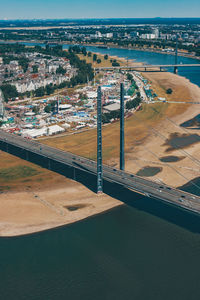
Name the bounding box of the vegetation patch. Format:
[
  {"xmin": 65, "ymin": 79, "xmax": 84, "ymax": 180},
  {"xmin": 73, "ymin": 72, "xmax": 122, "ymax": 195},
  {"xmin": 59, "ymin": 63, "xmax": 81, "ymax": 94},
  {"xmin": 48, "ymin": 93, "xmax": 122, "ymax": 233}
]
[
  {"xmin": 160, "ymin": 156, "xmax": 185, "ymax": 163},
  {"xmin": 164, "ymin": 133, "xmax": 200, "ymax": 152},
  {"xmin": 180, "ymin": 114, "xmax": 200, "ymax": 129},
  {"xmin": 0, "ymin": 165, "xmax": 41, "ymax": 182},
  {"xmin": 65, "ymin": 204, "xmax": 88, "ymax": 211},
  {"xmin": 136, "ymin": 166, "xmax": 162, "ymax": 177}
]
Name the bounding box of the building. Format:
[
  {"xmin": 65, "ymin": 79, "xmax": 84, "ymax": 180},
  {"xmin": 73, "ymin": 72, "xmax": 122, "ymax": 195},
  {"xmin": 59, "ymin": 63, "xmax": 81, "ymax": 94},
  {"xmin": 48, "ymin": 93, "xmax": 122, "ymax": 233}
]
[{"xmin": 153, "ymin": 28, "xmax": 159, "ymax": 39}]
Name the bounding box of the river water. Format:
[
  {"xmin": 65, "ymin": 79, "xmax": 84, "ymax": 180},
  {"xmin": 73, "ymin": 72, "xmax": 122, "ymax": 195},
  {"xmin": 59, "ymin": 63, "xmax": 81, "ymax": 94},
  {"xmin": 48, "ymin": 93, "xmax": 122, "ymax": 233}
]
[
  {"xmin": 1, "ymin": 201, "xmax": 200, "ymax": 300},
  {"xmin": 1, "ymin": 42, "xmax": 200, "ymax": 299}
]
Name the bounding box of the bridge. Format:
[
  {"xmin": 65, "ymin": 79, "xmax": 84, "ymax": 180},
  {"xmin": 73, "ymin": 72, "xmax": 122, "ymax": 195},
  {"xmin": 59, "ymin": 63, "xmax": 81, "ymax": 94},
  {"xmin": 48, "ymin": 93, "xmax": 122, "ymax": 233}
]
[
  {"xmin": 1, "ymin": 129, "xmax": 200, "ymax": 216},
  {"xmin": 95, "ymin": 64, "xmax": 200, "ymax": 74}
]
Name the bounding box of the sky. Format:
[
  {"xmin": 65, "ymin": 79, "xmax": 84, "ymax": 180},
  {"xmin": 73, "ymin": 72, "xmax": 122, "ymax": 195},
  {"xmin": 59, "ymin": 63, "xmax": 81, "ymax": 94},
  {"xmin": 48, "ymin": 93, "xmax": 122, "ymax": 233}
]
[{"xmin": 1, "ymin": 0, "xmax": 200, "ymax": 20}]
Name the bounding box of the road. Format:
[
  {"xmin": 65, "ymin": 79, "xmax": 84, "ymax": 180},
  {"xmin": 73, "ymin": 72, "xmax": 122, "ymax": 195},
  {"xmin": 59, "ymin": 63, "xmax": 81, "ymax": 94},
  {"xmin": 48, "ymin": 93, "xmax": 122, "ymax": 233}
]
[
  {"xmin": 95, "ymin": 64, "xmax": 200, "ymax": 71},
  {"xmin": 1, "ymin": 130, "xmax": 200, "ymax": 215}
]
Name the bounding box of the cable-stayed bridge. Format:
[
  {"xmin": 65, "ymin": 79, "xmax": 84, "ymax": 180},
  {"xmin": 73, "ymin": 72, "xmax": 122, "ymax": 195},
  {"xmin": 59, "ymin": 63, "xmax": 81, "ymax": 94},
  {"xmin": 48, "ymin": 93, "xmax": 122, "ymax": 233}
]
[
  {"xmin": 1, "ymin": 129, "xmax": 200, "ymax": 216},
  {"xmin": 95, "ymin": 64, "xmax": 200, "ymax": 73}
]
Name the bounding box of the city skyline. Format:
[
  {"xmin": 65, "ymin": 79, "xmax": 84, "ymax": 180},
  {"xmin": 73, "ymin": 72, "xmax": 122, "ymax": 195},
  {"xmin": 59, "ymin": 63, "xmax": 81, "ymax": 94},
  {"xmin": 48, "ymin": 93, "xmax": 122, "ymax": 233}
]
[{"xmin": 1, "ymin": 0, "xmax": 200, "ymax": 20}]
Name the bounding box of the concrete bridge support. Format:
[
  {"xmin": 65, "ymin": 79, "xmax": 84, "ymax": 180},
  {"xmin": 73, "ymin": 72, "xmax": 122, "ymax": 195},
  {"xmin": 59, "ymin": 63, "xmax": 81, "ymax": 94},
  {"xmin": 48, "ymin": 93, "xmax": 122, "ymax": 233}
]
[{"xmin": 174, "ymin": 66, "xmax": 178, "ymax": 74}]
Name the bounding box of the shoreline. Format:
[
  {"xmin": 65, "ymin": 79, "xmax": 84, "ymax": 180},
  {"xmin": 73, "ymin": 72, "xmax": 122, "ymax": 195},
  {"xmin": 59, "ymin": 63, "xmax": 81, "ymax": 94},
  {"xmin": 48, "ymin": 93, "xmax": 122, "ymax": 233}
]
[
  {"xmin": 0, "ymin": 39, "xmax": 200, "ymax": 61},
  {"xmin": 0, "ymin": 183, "xmax": 123, "ymax": 237}
]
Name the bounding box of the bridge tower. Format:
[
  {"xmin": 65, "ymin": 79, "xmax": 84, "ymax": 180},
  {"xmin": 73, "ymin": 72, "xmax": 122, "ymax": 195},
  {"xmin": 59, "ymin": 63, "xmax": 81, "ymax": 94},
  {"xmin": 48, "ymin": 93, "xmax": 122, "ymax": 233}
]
[
  {"xmin": 174, "ymin": 34, "xmax": 178, "ymax": 74},
  {"xmin": 97, "ymin": 86, "xmax": 103, "ymax": 194},
  {"xmin": 120, "ymin": 83, "xmax": 125, "ymax": 170}
]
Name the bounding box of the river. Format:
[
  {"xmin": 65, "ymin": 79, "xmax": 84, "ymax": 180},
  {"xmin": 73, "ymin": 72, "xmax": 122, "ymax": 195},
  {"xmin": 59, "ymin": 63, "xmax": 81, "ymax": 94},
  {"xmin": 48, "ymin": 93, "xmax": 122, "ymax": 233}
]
[
  {"xmin": 1, "ymin": 199, "xmax": 200, "ymax": 300},
  {"xmin": 1, "ymin": 42, "xmax": 200, "ymax": 300}
]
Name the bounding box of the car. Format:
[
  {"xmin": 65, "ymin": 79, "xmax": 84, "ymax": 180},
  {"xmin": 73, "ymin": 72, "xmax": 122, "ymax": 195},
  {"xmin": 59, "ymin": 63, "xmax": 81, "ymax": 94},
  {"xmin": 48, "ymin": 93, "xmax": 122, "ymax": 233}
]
[{"xmin": 178, "ymin": 198, "xmax": 184, "ymax": 202}]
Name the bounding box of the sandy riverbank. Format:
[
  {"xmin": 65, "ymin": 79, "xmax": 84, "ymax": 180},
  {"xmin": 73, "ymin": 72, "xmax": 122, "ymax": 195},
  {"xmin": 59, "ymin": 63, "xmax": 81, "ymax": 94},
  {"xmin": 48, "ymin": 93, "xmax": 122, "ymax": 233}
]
[
  {"xmin": 0, "ymin": 177, "xmax": 122, "ymax": 237},
  {"xmin": 122, "ymin": 72, "xmax": 200, "ymax": 187}
]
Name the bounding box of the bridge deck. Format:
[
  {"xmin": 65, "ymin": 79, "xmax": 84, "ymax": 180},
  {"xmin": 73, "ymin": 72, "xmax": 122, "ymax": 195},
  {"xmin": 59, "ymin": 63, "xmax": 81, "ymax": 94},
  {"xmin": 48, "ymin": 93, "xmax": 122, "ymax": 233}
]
[
  {"xmin": 95, "ymin": 64, "xmax": 200, "ymax": 71},
  {"xmin": 1, "ymin": 130, "xmax": 200, "ymax": 215}
]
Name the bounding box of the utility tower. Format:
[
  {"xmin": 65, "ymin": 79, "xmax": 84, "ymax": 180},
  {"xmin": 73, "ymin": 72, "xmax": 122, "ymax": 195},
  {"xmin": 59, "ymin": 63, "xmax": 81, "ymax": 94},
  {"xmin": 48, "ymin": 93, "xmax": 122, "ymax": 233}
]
[
  {"xmin": 174, "ymin": 34, "xmax": 178, "ymax": 74},
  {"xmin": 97, "ymin": 86, "xmax": 103, "ymax": 194},
  {"xmin": 120, "ymin": 83, "xmax": 125, "ymax": 170}
]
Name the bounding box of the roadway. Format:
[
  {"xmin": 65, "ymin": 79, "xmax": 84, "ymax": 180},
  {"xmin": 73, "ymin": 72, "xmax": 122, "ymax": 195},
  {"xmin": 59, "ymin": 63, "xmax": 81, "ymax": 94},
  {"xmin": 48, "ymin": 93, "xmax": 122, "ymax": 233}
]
[{"xmin": 1, "ymin": 130, "xmax": 200, "ymax": 215}]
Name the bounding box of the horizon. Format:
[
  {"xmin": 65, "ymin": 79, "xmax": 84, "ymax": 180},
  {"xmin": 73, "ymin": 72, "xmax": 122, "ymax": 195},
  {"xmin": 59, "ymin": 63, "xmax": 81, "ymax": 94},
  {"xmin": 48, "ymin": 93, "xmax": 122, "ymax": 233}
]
[
  {"xmin": 1, "ymin": 17, "xmax": 200, "ymax": 21},
  {"xmin": 1, "ymin": 0, "xmax": 200, "ymax": 20}
]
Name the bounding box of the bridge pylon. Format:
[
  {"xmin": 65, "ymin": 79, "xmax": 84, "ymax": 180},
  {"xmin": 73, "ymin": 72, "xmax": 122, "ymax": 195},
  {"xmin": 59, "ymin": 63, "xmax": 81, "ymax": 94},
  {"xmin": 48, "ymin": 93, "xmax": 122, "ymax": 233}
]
[
  {"xmin": 174, "ymin": 34, "xmax": 178, "ymax": 74},
  {"xmin": 97, "ymin": 86, "xmax": 103, "ymax": 194},
  {"xmin": 120, "ymin": 83, "xmax": 125, "ymax": 170}
]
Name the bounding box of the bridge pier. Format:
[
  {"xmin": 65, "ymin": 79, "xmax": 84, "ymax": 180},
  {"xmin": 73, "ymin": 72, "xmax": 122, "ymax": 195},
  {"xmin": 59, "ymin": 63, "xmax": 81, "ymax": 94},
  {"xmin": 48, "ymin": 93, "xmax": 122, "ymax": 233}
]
[
  {"xmin": 73, "ymin": 167, "xmax": 76, "ymax": 181},
  {"xmin": 48, "ymin": 158, "xmax": 51, "ymax": 170},
  {"xmin": 174, "ymin": 66, "xmax": 178, "ymax": 74},
  {"xmin": 26, "ymin": 150, "xmax": 29, "ymax": 161}
]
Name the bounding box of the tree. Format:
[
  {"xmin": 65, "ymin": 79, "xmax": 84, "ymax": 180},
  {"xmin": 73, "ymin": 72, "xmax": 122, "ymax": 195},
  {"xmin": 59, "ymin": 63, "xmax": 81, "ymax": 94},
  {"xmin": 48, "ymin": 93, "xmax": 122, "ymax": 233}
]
[
  {"xmin": 18, "ymin": 57, "xmax": 29, "ymax": 73},
  {"xmin": 56, "ymin": 65, "xmax": 66, "ymax": 75},
  {"xmin": 112, "ymin": 62, "xmax": 120, "ymax": 67},
  {"xmin": 81, "ymin": 47, "xmax": 87, "ymax": 56},
  {"xmin": 44, "ymin": 105, "xmax": 51, "ymax": 113},
  {"xmin": 97, "ymin": 59, "xmax": 101, "ymax": 64},
  {"xmin": 88, "ymin": 52, "xmax": 92, "ymax": 57},
  {"xmin": 104, "ymin": 54, "xmax": 108, "ymax": 60},
  {"xmin": 93, "ymin": 54, "xmax": 97, "ymax": 62},
  {"xmin": 0, "ymin": 84, "xmax": 18, "ymax": 102},
  {"xmin": 46, "ymin": 84, "xmax": 55, "ymax": 95},
  {"xmin": 32, "ymin": 106, "xmax": 40, "ymax": 114},
  {"xmin": 166, "ymin": 88, "xmax": 173, "ymax": 94},
  {"xmin": 32, "ymin": 65, "xmax": 38, "ymax": 73},
  {"xmin": 126, "ymin": 73, "xmax": 133, "ymax": 81},
  {"xmin": 34, "ymin": 87, "xmax": 45, "ymax": 97}
]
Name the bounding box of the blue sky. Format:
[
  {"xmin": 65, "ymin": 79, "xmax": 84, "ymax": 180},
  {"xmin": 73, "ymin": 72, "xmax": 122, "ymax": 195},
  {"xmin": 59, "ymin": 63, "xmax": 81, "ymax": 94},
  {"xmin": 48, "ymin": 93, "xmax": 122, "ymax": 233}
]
[{"xmin": 1, "ymin": 0, "xmax": 200, "ymax": 19}]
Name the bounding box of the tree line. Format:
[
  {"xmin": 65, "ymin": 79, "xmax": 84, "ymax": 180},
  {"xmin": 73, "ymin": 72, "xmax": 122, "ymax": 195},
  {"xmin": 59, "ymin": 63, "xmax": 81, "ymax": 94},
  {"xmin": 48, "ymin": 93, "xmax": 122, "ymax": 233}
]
[{"xmin": 102, "ymin": 96, "xmax": 142, "ymax": 124}]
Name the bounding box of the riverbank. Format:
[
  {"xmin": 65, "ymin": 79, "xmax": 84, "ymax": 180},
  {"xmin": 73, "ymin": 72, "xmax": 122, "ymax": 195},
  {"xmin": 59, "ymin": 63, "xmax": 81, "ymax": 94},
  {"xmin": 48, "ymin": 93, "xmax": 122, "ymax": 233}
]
[
  {"xmin": 0, "ymin": 170, "xmax": 122, "ymax": 237},
  {"xmin": 124, "ymin": 72, "xmax": 200, "ymax": 187},
  {"xmin": 1, "ymin": 39, "xmax": 199, "ymax": 61}
]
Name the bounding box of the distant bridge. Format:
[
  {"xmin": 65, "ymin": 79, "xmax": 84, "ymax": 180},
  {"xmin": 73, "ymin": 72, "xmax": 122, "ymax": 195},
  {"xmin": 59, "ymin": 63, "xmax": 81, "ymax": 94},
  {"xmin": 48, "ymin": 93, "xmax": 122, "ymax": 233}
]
[
  {"xmin": 1, "ymin": 130, "xmax": 200, "ymax": 216},
  {"xmin": 95, "ymin": 64, "xmax": 200, "ymax": 73}
]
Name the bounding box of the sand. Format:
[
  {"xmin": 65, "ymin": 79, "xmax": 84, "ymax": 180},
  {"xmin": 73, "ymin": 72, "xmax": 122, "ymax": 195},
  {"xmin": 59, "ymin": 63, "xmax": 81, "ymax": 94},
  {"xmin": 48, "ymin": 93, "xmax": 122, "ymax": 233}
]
[
  {"xmin": 123, "ymin": 72, "xmax": 200, "ymax": 187},
  {"xmin": 0, "ymin": 179, "xmax": 122, "ymax": 237}
]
